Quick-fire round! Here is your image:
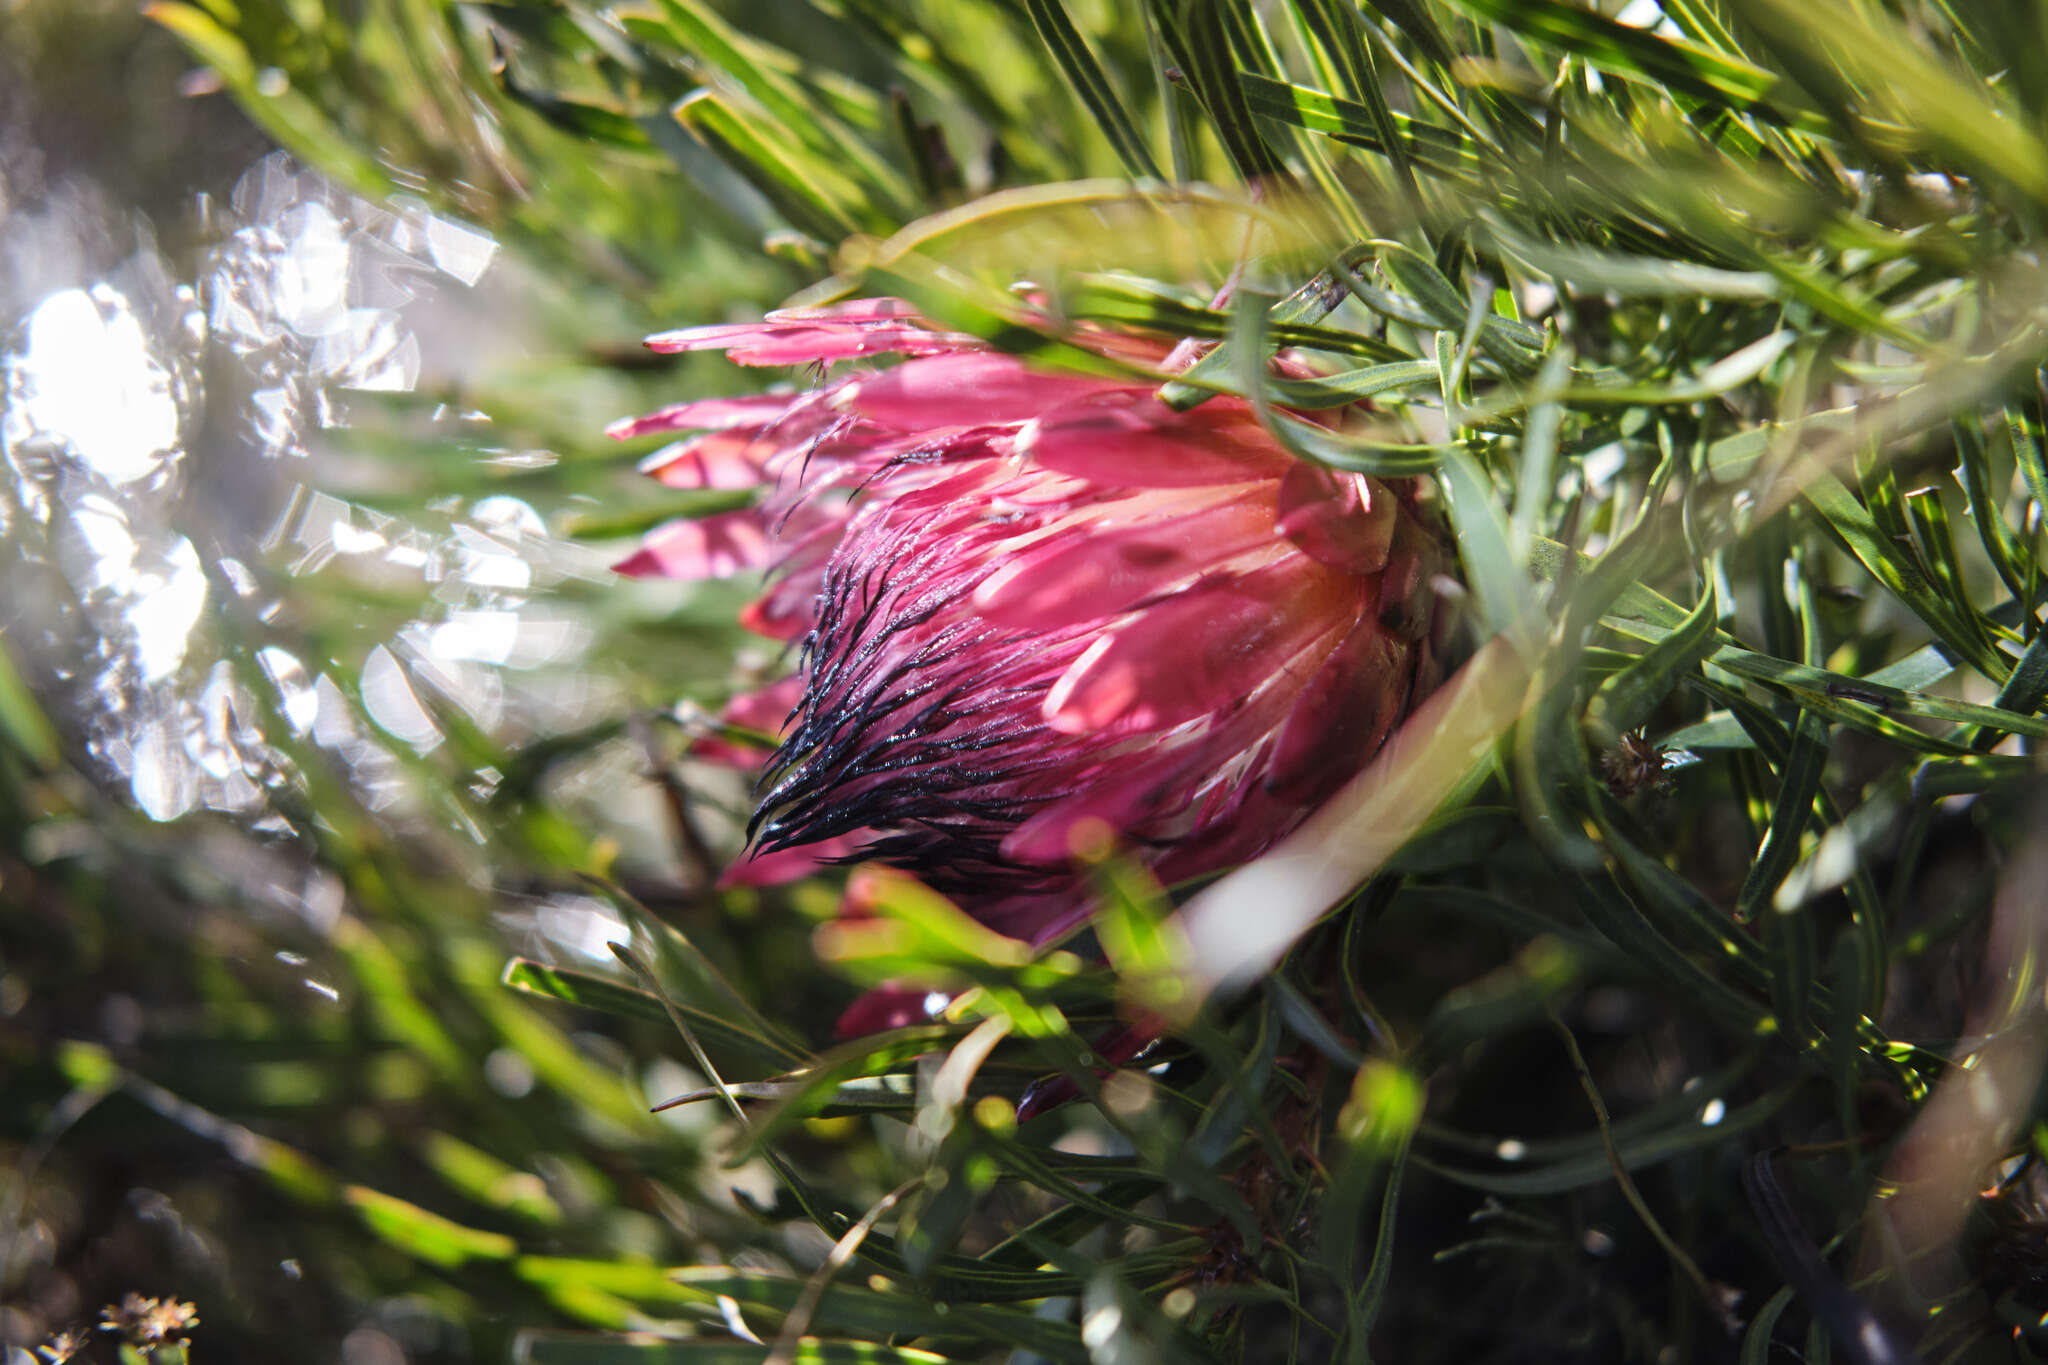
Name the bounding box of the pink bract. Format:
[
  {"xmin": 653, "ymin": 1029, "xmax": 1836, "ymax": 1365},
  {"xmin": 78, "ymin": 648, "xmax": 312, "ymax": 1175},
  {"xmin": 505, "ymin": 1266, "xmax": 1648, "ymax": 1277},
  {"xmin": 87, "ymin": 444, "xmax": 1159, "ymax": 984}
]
[{"xmin": 615, "ymin": 297, "xmax": 1458, "ymax": 948}]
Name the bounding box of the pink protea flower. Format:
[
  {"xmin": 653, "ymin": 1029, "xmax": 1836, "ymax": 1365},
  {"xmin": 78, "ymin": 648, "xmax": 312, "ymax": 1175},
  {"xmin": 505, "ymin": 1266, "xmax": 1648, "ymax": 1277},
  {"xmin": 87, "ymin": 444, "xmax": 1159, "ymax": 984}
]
[{"xmin": 613, "ymin": 297, "xmax": 1458, "ymax": 947}]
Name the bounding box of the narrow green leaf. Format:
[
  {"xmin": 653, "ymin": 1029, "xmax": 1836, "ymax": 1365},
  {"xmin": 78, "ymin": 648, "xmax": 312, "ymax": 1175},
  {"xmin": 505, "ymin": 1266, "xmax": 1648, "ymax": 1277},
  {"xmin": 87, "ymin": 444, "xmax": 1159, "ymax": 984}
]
[
  {"xmin": 1423, "ymin": 1048, "xmax": 1763, "ymax": 1164},
  {"xmin": 654, "ymin": 0, "xmax": 915, "ymax": 218},
  {"xmin": 345, "ymin": 1186, "xmax": 517, "ymax": 1268},
  {"xmin": 1379, "ymin": 243, "xmax": 1543, "ymax": 374},
  {"xmin": 1562, "ymin": 331, "xmax": 1794, "ymax": 406},
  {"xmin": 1322, "ymin": 1061, "xmax": 1421, "ymax": 1314},
  {"xmin": 1414, "ymin": 1083, "xmax": 1795, "ymax": 1196},
  {"xmin": 1238, "ymin": 73, "xmax": 1482, "ymax": 183},
  {"xmin": 1571, "ymin": 875, "xmax": 1770, "ymax": 1030},
  {"xmin": 422, "ymin": 1133, "xmax": 563, "ymax": 1225},
  {"xmin": 1161, "ymin": 265, "xmax": 1355, "ymax": 410},
  {"xmin": 1911, "ymin": 753, "xmax": 2036, "ymax": 799},
  {"xmin": 670, "ymin": 1267, "xmax": 1089, "ymax": 1363},
  {"xmin": 1730, "ymin": 0, "xmax": 2048, "ymax": 204},
  {"xmin": 672, "ymin": 92, "xmax": 864, "ymax": 242},
  {"xmin": 1091, "ymin": 853, "xmax": 1194, "ymax": 1021},
  {"xmin": 1594, "ymin": 813, "xmax": 1770, "ymax": 991},
  {"xmin": 1740, "ymin": 1286, "xmax": 1797, "ymax": 1365},
  {"xmin": 1025, "ymin": 0, "xmax": 1163, "ymax": 179},
  {"xmin": 1357, "ymin": 0, "xmax": 1457, "ymax": 69},
  {"xmin": 1481, "ymin": 216, "xmax": 1777, "ymax": 298},
  {"xmin": 1802, "ymin": 470, "xmax": 2008, "ymax": 683},
  {"xmin": 1440, "ymin": 447, "xmax": 1529, "ymax": 640},
  {"xmin": 564, "ymin": 490, "xmax": 758, "ymax": 541},
  {"xmin": 147, "ymin": 4, "xmax": 398, "ymax": 199},
  {"xmin": 1224, "ymin": 288, "xmax": 1452, "ymax": 476},
  {"xmin": 1065, "ymin": 271, "xmax": 1405, "ymax": 362},
  {"xmin": 1511, "ymin": 346, "xmax": 1571, "ymax": 558},
  {"xmin": 984, "ymin": 1146, "xmax": 1185, "ymax": 1233},
  {"xmin": 1953, "ymin": 416, "xmax": 2029, "ymax": 603},
  {"xmin": 1445, "ymin": 0, "xmax": 1807, "ymax": 122},
  {"xmin": 655, "ymin": 1073, "xmax": 917, "ymax": 1116},
  {"xmin": 515, "ymin": 1335, "xmax": 961, "ymax": 1364},
  {"xmin": 1735, "ymin": 713, "xmax": 1830, "ymax": 925},
  {"xmin": 1985, "ymin": 629, "xmax": 2048, "ymax": 743},
  {"xmin": 1903, "ymin": 485, "xmax": 2004, "ymax": 676},
  {"xmin": 1587, "ymin": 580, "xmax": 1718, "ymax": 744},
  {"xmin": 1595, "ymin": 616, "xmax": 2005, "ymax": 750},
  {"xmin": 2008, "ymin": 398, "xmax": 2048, "ymax": 516},
  {"xmin": 501, "ymin": 959, "xmax": 806, "ymax": 1071},
  {"xmin": 1293, "ymin": 0, "xmax": 1420, "ymax": 208},
  {"xmin": 0, "ymin": 632, "xmax": 60, "ymax": 772},
  {"xmin": 1148, "ymin": 0, "xmax": 1287, "ymax": 182}
]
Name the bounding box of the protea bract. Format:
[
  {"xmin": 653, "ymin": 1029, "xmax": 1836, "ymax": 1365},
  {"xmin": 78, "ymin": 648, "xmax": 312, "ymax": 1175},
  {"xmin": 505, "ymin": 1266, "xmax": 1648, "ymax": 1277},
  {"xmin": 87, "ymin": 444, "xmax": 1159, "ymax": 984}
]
[{"xmin": 614, "ymin": 298, "xmax": 1459, "ymax": 947}]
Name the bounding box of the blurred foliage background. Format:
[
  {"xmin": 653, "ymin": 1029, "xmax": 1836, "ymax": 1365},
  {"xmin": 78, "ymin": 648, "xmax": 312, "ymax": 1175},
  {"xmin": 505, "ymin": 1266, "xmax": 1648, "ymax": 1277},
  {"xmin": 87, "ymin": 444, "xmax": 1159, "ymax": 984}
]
[{"xmin": 9, "ymin": 1, "xmax": 2048, "ymax": 1363}]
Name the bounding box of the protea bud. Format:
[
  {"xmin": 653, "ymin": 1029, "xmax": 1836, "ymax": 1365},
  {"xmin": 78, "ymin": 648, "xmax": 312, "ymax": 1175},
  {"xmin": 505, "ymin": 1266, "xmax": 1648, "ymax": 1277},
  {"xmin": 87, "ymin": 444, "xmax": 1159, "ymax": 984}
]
[{"xmin": 613, "ymin": 298, "xmax": 1459, "ymax": 946}]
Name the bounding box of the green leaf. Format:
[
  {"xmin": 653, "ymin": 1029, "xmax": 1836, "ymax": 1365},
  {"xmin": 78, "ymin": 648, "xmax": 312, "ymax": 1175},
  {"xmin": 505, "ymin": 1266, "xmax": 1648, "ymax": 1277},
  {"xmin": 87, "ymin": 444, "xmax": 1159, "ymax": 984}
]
[
  {"xmin": 1223, "ymin": 287, "xmax": 1452, "ymax": 476},
  {"xmin": 1740, "ymin": 1287, "xmax": 1796, "ymax": 1365},
  {"xmin": 1440, "ymin": 446, "xmax": 1530, "ymax": 640},
  {"xmin": 147, "ymin": 4, "xmax": 399, "ymax": 201},
  {"xmin": 1481, "ymin": 216, "xmax": 1776, "ymax": 298},
  {"xmin": 672, "ymin": 91, "xmax": 865, "ymax": 242},
  {"xmin": 811, "ymin": 869, "xmax": 1082, "ymax": 996},
  {"xmin": 501, "ymin": 958, "xmax": 806, "ymax": 1072},
  {"xmin": 515, "ymin": 1336, "xmax": 961, "ymax": 1364},
  {"xmin": 654, "ymin": 1072, "xmax": 917, "ymax": 1117},
  {"xmin": 1357, "ymin": 0, "xmax": 1457, "ymax": 69},
  {"xmin": 2008, "ymin": 398, "xmax": 2048, "ymax": 517},
  {"xmin": 1379, "ymin": 243, "xmax": 1544, "ymax": 374},
  {"xmin": 498, "ymin": 76, "xmax": 653, "ymax": 150},
  {"xmin": 1728, "ymin": 0, "xmax": 2048, "ymax": 204},
  {"xmin": 1985, "ymin": 627, "xmax": 2048, "ymax": 746},
  {"xmin": 1292, "ymin": 0, "xmax": 1419, "ymax": 208},
  {"xmin": 1238, "ymin": 73, "xmax": 1482, "ymax": 184},
  {"xmin": 0, "ymin": 632, "xmax": 60, "ymax": 772},
  {"xmin": 345, "ymin": 1186, "xmax": 517, "ymax": 1268},
  {"xmin": 1323, "ymin": 1062, "xmax": 1420, "ymax": 1352},
  {"xmin": 1802, "ymin": 470, "xmax": 2007, "ymax": 683},
  {"xmin": 1025, "ymin": 0, "xmax": 1162, "ymax": 179},
  {"xmin": 669, "ymin": 1267, "xmax": 1089, "ymax": 1363},
  {"xmin": 1593, "ymin": 607, "xmax": 2042, "ymax": 747},
  {"xmin": 1594, "ymin": 813, "xmax": 1770, "ymax": 991},
  {"xmin": 1090, "ymin": 852, "xmax": 1194, "ymax": 1021},
  {"xmin": 1734, "ymin": 711, "xmax": 1830, "ymax": 924},
  {"xmin": 1561, "ymin": 331, "xmax": 1794, "ymax": 406},
  {"xmin": 1445, "ymin": 0, "xmax": 1805, "ymax": 122},
  {"xmin": 1062, "ymin": 270, "xmax": 1397, "ymax": 358},
  {"xmin": 1416, "ymin": 938, "xmax": 1588, "ymax": 1063},
  {"xmin": 1752, "ymin": 719, "xmax": 1827, "ymax": 1045},
  {"xmin": 1415, "ymin": 1083, "xmax": 1796, "ymax": 1196},
  {"xmin": 652, "ymin": 0, "xmax": 915, "ymax": 220},
  {"xmin": 1587, "ymin": 580, "xmax": 1718, "ymax": 744},
  {"xmin": 1952, "ymin": 416, "xmax": 2029, "ymax": 604},
  {"xmin": 721, "ymin": 1025, "xmax": 1020, "ymax": 1160},
  {"xmin": 1424, "ymin": 1048, "xmax": 1764, "ymax": 1163},
  {"xmin": 564, "ymin": 490, "xmax": 758, "ymax": 541},
  {"xmin": 1570, "ymin": 874, "xmax": 1770, "ymax": 1030},
  {"xmin": 1147, "ymin": 0, "xmax": 1286, "ymax": 183},
  {"xmin": 421, "ymin": 1132, "xmax": 563, "ymax": 1225}
]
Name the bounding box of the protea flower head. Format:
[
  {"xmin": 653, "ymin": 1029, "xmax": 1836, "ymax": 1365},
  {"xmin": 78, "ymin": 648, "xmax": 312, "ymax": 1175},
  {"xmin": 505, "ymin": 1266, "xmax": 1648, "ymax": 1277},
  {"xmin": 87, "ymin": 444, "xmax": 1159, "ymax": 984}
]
[{"xmin": 613, "ymin": 297, "xmax": 1459, "ymax": 948}]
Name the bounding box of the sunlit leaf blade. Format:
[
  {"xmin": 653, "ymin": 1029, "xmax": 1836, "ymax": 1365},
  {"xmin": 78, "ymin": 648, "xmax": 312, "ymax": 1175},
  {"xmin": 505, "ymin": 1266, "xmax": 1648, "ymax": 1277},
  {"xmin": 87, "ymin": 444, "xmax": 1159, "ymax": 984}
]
[
  {"xmin": 502, "ymin": 959, "xmax": 807, "ymax": 1071},
  {"xmin": 515, "ymin": 1336, "xmax": 963, "ymax": 1364},
  {"xmin": 1446, "ymin": 0, "xmax": 1797, "ymax": 117},
  {"xmin": 1025, "ymin": 0, "xmax": 1162, "ymax": 179}
]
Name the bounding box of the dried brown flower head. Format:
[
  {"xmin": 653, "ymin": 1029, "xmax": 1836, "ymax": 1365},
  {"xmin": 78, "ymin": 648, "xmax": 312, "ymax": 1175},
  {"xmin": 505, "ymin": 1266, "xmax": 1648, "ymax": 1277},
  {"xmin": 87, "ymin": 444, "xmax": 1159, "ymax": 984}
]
[
  {"xmin": 1600, "ymin": 728, "xmax": 1672, "ymax": 799},
  {"xmin": 36, "ymin": 1329, "xmax": 89, "ymax": 1364},
  {"xmin": 98, "ymin": 1293, "xmax": 200, "ymax": 1349}
]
